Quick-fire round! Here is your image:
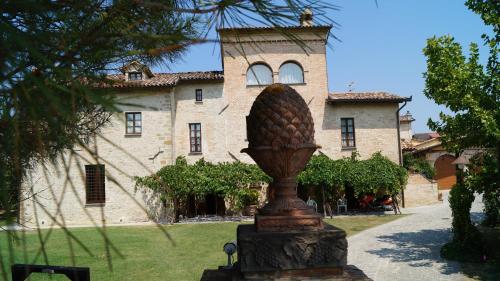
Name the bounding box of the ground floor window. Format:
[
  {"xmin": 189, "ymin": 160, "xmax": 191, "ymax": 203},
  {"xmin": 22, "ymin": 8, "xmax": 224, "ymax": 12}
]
[{"xmin": 85, "ymin": 165, "xmax": 105, "ymax": 204}]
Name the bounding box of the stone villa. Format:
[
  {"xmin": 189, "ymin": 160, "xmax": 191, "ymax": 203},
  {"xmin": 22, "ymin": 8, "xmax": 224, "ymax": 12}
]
[{"xmin": 20, "ymin": 21, "xmax": 412, "ymax": 227}]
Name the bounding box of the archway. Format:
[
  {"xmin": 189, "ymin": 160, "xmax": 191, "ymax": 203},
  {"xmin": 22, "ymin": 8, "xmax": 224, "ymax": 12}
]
[{"xmin": 434, "ymin": 154, "xmax": 457, "ymax": 190}]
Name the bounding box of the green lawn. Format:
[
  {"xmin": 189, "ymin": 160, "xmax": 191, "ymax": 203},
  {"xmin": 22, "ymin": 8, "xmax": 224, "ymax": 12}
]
[{"xmin": 0, "ymin": 215, "xmax": 404, "ymax": 281}]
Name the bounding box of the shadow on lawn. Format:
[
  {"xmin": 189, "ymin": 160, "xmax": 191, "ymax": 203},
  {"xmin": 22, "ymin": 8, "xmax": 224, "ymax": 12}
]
[{"xmin": 365, "ymin": 228, "xmax": 464, "ymax": 275}]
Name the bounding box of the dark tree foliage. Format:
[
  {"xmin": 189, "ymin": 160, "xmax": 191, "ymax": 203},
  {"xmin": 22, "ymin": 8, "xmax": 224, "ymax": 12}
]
[
  {"xmin": 423, "ymin": 0, "xmax": 499, "ymax": 191},
  {"xmin": 424, "ymin": 0, "xmax": 499, "ymax": 261}
]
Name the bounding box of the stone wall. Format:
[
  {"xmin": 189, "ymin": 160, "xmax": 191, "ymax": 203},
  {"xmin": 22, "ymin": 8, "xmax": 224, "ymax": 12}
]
[
  {"xmin": 404, "ymin": 173, "xmax": 440, "ymax": 208},
  {"xmin": 21, "ymin": 91, "xmax": 173, "ymax": 227},
  {"xmin": 321, "ymin": 103, "xmax": 400, "ymax": 162},
  {"xmin": 172, "ymin": 82, "xmax": 228, "ymax": 164}
]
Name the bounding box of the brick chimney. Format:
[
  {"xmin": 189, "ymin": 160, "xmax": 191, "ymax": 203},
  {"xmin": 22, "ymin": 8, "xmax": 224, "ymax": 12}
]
[{"xmin": 300, "ymin": 9, "xmax": 313, "ymax": 27}]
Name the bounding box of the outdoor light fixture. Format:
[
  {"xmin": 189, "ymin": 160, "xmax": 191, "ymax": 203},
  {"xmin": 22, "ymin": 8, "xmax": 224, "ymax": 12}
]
[
  {"xmin": 452, "ymin": 155, "xmax": 469, "ymax": 170},
  {"xmin": 222, "ymin": 241, "xmax": 237, "ymax": 269}
]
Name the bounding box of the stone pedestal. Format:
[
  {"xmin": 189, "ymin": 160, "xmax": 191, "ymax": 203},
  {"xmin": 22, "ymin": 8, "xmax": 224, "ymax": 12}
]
[
  {"xmin": 200, "ymin": 265, "xmax": 373, "ymax": 281},
  {"xmin": 200, "ymin": 84, "xmax": 373, "ymax": 280},
  {"xmin": 236, "ymin": 223, "xmax": 347, "ymax": 280},
  {"xmin": 254, "ymin": 214, "xmax": 323, "ymax": 232}
]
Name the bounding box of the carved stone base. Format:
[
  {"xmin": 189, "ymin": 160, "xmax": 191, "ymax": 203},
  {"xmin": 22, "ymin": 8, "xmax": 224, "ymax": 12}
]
[
  {"xmin": 255, "ymin": 214, "xmax": 323, "ymax": 232},
  {"xmin": 200, "ymin": 265, "xmax": 373, "ymax": 281},
  {"xmin": 237, "ymin": 223, "xmax": 347, "ymax": 275}
]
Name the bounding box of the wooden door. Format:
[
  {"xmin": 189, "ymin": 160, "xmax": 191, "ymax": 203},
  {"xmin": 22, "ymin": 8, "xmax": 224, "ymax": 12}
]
[{"xmin": 434, "ymin": 155, "xmax": 457, "ymax": 190}]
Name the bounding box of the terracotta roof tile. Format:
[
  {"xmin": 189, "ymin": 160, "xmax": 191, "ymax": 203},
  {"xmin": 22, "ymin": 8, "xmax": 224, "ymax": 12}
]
[
  {"xmin": 97, "ymin": 71, "xmax": 224, "ymax": 89},
  {"xmin": 327, "ymin": 92, "xmax": 411, "ymax": 104},
  {"xmin": 217, "ymin": 25, "xmax": 332, "ymax": 32}
]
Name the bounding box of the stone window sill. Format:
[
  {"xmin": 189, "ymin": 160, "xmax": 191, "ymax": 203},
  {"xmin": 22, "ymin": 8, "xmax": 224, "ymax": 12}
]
[
  {"xmin": 246, "ymin": 84, "xmax": 272, "ymax": 88},
  {"xmin": 341, "ymin": 146, "xmax": 356, "ymax": 151},
  {"xmin": 189, "ymin": 152, "xmax": 203, "ymax": 155},
  {"xmin": 85, "ymin": 203, "xmax": 105, "ymax": 208},
  {"xmin": 283, "ymin": 82, "xmax": 307, "ymax": 86},
  {"xmin": 195, "ymin": 101, "xmax": 203, "ymax": 104},
  {"xmin": 125, "ymin": 134, "xmax": 142, "ymax": 137}
]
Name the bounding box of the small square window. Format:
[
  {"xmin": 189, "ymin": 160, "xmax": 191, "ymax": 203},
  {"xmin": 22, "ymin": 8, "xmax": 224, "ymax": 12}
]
[
  {"xmin": 195, "ymin": 89, "xmax": 203, "ymax": 102},
  {"xmin": 128, "ymin": 72, "xmax": 143, "ymax": 81},
  {"xmin": 125, "ymin": 112, "xmax": 142, "ymax": 135}
]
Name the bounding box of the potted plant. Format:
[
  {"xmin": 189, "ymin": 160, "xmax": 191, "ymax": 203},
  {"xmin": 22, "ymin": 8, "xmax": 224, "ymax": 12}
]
[{"xmin": 239, "ymin": 189, "xmax": 259, "ymax": 216}]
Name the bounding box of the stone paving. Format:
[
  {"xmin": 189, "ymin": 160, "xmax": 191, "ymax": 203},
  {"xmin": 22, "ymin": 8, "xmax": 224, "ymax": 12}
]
[{"xmin": 347, "ymin": 192, "xmax": 484, "ymax": 281}]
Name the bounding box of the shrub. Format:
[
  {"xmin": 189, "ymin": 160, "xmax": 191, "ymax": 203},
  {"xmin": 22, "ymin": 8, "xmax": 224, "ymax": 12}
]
[
  {"xmin": 235, "ymin": 189, "xmax": 260, "ymax": 209},
  {"xmin": 466, "ymin": 152, "xmax": 499, "ymax": 227},
  {"xmin": 441, "ymin": 181, "xmax": 484, "ymax": 262},
  {"xmin": 403, "ymin": 152, "xmax": 435, "ymax": 179}
]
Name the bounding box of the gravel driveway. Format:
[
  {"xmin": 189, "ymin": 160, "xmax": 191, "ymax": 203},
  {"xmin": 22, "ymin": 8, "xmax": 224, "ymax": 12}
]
[{"xmin": 347, "ymin": 192, "xmax": 484, "ymax": 281}]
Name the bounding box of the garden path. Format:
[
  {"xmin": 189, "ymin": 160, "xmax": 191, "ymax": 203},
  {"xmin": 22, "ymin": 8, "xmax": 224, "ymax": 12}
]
[{"xmin": 347, "ymin": 192, "xmax": 484, "ymax": 281}]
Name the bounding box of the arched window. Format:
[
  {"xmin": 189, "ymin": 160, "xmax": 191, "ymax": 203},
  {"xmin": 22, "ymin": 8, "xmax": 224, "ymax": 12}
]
[
  {"xmin": 246, "ymin": 63, "xmax": 273, "ymax": 86},
  {"xmin": 279, "ymin": 62, "xmax": 304, "ymax": 84}
]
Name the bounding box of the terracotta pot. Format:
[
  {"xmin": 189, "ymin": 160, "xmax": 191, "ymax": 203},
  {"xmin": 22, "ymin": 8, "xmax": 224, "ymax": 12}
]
[{"xmin": 243, "ymin": 205, "xmax": 257, "ymax": 216}]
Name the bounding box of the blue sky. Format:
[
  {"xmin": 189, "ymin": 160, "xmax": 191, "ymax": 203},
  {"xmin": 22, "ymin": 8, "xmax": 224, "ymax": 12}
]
[{"xmin": 158, "ymin": 0, "xmax": 492, "ymax": 133}]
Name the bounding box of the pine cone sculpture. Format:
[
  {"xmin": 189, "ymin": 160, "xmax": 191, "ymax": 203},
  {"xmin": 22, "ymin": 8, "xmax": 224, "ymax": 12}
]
[{"xmin": 247, "ymin": 84, "xmax": 315, "ymax": 148}]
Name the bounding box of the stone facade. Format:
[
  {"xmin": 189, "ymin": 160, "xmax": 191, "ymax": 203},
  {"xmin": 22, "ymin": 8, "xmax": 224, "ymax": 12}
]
[
  {"xmin": 21, "ymin": 26, "xmax": 409, "ymax": 227},
  {"xmin": 21, "ymin": 91, "xmax": 173, "ymax": 227},
  {"xmin": 172, "ymin": 82, "xmax": 227, "ymax": 163}
]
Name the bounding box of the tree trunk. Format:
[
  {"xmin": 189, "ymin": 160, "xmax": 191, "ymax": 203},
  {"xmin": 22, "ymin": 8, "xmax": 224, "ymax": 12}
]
[
  {"xmin": 173, "ymin": 197, "xmax": 180, "ymax": 223},
  {"xmin": 496, "ymin": 141, "xmax": 500, "ymax": 194}
]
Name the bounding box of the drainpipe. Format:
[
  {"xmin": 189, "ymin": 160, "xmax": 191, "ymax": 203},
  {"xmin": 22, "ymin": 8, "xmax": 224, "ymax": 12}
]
[
  {"xmin": 396, "ymin": 96, "xmax": 412, "ymax": 208},
  {"xmin": 170, "ymin": 87, "xmax": 176, "ymax": 164}
]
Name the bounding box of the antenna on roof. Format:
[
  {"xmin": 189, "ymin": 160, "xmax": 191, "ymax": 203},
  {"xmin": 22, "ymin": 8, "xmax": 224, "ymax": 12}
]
[{"xmin": 348, "ymin": 81, "xmax": 355, "ymax": 92}]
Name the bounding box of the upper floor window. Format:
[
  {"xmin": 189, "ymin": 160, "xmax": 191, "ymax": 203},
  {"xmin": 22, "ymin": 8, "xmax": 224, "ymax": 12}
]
[
  {"xmin": 189, "ymin": 123, "xmax": 202, "ymax": 153},
  {"xmin": 85, "ymin": 164, "xmax": 105, "ymax": 204},
  {"xmin": 246, "ymin": 63, "xmax": 273, "ymax": 86},
  {"xmin": 341, "ymin": 118, "xmax": 355, "ymax": 148},
  {"xmin": 126, "ymin": 112, "xmax": 142, "ymax": 135},
  {"xmin": 195, "ymin": 89, "xmax": 203, "ymax": 102},
  {"xmin": 128, "ymin": 72, "xmax": 143, "ymax": 81},
  {"xmin": 279, "ymin": 62, "xmax": 304, "ymax": 84}
]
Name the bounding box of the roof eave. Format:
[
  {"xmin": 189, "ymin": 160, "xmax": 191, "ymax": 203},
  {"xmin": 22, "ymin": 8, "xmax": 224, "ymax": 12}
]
[
  {"xmin": 216, "ymin": 25, "xmax": 333, "ymax": 33},
  {"xmin": 326, "ymin": 97, "xmax": 412, "ymax": 105}
]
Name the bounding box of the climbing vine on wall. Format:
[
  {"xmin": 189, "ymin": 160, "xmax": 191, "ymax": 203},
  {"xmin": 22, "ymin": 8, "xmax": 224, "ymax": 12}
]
[
  {"xmin": 298, "ymin": 152, "xmax": 408, "ymax": 198},
  {"xmin": 135, "ymin": 156, "xmax": 270, "ymax": 221}
]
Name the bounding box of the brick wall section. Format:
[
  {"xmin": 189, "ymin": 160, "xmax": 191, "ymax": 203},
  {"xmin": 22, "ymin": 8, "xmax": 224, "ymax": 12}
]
[
  {"xmin": 21, "ymin": 91, "xmax": 173, "ymax": 227},
  {"xmin": 404, "ymin": 173, "xmax": 440, "ymax": 208}
]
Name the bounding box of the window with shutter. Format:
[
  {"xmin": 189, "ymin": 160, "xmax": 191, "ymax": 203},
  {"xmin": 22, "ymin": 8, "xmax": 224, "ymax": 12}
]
[{"xmin": 85, "ymin": 165, "xmax": 105, "ymax": 204}]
